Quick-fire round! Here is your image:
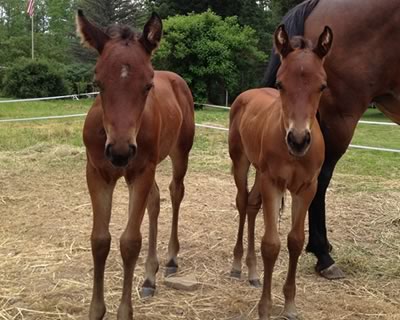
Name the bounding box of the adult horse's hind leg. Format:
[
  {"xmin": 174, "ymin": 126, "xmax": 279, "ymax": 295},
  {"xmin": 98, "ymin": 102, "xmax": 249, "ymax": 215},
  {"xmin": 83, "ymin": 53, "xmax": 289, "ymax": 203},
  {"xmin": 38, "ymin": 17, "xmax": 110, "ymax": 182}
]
[
  {"xmin": 165, "ymin": 148, "xmax": 190, "ymax": 276},
  {"xmin": 246, "ymin": 171, "xmax": 262, "ymax": 287},
  {"xmin": 307, "ymin": 108, "xmax": 360, "ymax": 279},
  {"xmin": 141, "ymin": 181, "xmax": 160, "ymax": 298},
  {"xmin": 86, "ymin": 163, "xmax": 116, "ymax": 320},
  {"xmin": 230, "ymin": 154, "xmax": 250, "ymax": 279}
]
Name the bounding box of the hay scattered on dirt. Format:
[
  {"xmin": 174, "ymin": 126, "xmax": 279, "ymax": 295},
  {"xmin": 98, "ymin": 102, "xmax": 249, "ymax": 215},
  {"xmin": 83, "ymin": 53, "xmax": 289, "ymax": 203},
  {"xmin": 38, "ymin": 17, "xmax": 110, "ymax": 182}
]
[{"xmin": 0, "ymin": 145, "xmax": 399, "ymax": 319}]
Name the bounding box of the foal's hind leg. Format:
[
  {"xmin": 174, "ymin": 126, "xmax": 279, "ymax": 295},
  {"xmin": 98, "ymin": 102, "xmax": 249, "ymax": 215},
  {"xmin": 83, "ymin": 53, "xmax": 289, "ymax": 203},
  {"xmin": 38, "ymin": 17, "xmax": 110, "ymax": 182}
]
[
  {"xmin": 87, "ymin": 163, "xmax": 116, "ymax": 320},
  {"xmin": 230, "ymin": 155, "xmax": 250, "ymax": 279},
  {"xmin": 141, "ymin": 181, "xmax": 160, "ymax": 298},
  {"xmin": 165, "ymin": 150, "xmax": 189, "ymax": 276},
  {"xmin": 246, "ymin": 171, "xmax": 262, "ymax": 287}
]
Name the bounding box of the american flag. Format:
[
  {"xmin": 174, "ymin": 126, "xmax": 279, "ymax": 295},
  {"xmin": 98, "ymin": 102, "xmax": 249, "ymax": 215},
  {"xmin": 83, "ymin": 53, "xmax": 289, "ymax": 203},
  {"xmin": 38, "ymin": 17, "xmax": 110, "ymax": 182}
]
[{"xmin": 26, "ymin": 0, "xmax": 35, "ymax": 17}]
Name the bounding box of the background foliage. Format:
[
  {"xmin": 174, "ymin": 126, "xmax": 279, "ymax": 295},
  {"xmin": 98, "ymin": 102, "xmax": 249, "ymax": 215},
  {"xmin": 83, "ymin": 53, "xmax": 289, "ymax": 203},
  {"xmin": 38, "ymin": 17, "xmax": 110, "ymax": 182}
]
[{"xmin": 0, "ymin": 0, "xmax": 304, "ymax": 101}]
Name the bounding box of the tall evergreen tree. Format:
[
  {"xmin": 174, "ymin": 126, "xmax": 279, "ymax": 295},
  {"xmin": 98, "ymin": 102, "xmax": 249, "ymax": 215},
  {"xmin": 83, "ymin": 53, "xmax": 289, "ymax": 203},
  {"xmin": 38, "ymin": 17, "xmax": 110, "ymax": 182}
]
[
  {"xmin": 268, "ymin": 0, "xmax": 305, "ymax": 27},
  {"xmin": 77, "ymin": 0, "xmax": 147, "ymax": 28}
]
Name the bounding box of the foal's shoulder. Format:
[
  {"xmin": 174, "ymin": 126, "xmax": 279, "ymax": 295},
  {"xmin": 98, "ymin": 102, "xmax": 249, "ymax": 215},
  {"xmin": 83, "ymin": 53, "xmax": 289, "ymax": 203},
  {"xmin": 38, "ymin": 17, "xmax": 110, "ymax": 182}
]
[{"xmin": 154, "ymin": 70, "xmax": 184, "ymax": 84}]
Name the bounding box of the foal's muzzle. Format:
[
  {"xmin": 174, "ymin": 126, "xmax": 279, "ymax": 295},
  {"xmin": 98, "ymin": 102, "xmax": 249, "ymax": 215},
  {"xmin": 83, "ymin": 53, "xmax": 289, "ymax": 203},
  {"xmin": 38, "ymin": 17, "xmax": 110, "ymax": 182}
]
[
  {"xmin": 105, "ymin": 143, "xmax": 137, "ymax": 167},
  {"xmin": 286, "ymin": 129, "xmax": 311, "ymax": 157}
]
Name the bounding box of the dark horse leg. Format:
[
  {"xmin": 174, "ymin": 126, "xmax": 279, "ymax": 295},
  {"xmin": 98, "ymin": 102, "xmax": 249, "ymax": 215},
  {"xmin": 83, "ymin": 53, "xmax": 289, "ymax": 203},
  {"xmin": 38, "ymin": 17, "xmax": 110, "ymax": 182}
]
[
  {"xmin": 306, "ymin": 107, "xmax": 362, "ymax": 279},
  {"xmin": 306, "ymin": 157, "xmax": 343, "ymax": 278}
]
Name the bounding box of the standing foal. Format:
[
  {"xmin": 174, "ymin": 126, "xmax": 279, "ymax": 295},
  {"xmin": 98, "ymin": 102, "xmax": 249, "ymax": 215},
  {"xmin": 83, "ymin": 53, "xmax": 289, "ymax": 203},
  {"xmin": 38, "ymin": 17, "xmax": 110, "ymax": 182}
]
[
  {"xmin": 229, "ymin": 25, "xmax": 333, "ymax": 319},
  {"xmin": 76, "ymin": 11, "xmax": 195, "ymax": 320}
]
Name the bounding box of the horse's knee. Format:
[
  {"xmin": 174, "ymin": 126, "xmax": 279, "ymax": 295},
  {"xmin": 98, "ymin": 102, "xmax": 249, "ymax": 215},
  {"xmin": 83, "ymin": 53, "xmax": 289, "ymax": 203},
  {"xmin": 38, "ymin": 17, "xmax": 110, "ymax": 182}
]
[
  {"xmin": 120, "ymin": 235, "xmax": 142, "ymax": 263},
  {"xmin": 91, "ymin": 233, "xmax": 111, "ymax": 261},
  {"xmin": 169, "ymin": 180, "xmax": 184, "ymax": 201},
  {"xmin": 261, "ymin": 237, "xmax": 280, "ymax": 262},
  {"xmin": 287, "ymin": 231, "xmax": 304, "ymax": 257}
]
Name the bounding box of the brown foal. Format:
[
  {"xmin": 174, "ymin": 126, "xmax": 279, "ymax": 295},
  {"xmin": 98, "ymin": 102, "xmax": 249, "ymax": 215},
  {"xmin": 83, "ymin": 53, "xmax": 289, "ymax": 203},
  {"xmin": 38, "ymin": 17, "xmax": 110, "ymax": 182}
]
[
  {"xmin": 76, "ymin": 11, "xmax": 194, "ymax": 320},
  {"xmin": 229, "ymin": 25, "xmax": 332, "ymax": 319}
]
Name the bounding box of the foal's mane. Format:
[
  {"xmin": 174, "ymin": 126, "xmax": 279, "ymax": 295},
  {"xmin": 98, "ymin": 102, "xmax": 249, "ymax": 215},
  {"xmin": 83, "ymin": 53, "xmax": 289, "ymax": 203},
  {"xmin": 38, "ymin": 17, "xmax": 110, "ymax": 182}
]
[
  {"xmin": 290, "ymin": 36, "xmax": 313, "ymax": 50},
  {"xmin": 106, "ymin": 25, "xmax": 139, "ymax": 42}
]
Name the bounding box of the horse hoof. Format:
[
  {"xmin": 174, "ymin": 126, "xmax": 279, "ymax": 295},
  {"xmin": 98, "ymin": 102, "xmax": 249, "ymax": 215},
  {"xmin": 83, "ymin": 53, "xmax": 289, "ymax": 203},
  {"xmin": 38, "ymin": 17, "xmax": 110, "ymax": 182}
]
[
  {"xmin": 280, "ymin": 312, "xmax": 298, "ymax": 320},
  {"xmin": 165, "ymin": 266, "xmax": 178, "ymax": 277},
  {"xmin": 230, "ymin": 269, "xmax": 241, "ymax": 279},
  {"xmin": 318, "ymin": 263, "xmax": 345, "ymax": 280},
  {"xmin": 249, "ymin": 279, "xmax": 261, "ymax": 288},
  {"xmin": 141, "ymin": 286, "xmax": 156, "ymax": 298}
]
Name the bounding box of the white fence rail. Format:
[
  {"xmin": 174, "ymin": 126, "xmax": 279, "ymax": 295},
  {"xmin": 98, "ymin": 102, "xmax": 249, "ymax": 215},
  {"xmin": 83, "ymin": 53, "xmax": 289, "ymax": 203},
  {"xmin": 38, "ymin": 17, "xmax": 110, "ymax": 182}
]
[{"xmin": 0, "ymin": 94, "xmax": 398, "ymax": 153}]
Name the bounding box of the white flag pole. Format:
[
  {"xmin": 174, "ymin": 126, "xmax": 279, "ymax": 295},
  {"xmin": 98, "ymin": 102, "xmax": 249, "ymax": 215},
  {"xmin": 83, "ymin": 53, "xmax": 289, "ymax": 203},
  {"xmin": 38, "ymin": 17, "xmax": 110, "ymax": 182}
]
[{"xmin": 31, "ymin": 14, "xmax": 34, "ymax": 60}]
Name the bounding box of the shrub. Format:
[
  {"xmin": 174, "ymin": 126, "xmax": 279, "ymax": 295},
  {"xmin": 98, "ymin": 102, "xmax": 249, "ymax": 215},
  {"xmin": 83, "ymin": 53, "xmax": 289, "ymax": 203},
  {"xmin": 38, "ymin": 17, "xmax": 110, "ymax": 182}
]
[
  {"xmin": 63, "ymin": 63, "xmax": 95, "ymax": 94},
  {"xmin": 2, "ymin": 59, "xmax": 69, "ymax": 98}
]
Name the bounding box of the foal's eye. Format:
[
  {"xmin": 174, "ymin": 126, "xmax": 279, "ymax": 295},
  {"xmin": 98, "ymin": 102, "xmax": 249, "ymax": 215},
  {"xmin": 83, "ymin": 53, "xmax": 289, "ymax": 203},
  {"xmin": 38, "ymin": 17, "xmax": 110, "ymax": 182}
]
[
  {"xmin": 320, "ymin": 84, "xmax": 327, "ymax": 92},
  {"xmin": 275, "ymin": 81, "xmax": 283, "ymax": 90}
]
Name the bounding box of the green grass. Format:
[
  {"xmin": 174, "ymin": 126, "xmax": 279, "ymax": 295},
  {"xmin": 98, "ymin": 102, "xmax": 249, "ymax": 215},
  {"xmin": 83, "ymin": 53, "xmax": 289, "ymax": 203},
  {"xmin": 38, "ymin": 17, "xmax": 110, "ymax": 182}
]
[
  {"xmin": 0, "ymin": 101, "xmax": 398, "ymax": 181},
  {"xmin": 0, "ymin": 99, "xmax": 92, "ymax": 118}
]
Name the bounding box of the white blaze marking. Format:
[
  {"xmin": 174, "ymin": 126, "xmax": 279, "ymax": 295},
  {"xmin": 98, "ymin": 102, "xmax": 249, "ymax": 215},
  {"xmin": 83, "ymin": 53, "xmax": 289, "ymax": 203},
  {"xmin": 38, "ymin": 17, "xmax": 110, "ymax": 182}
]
[{"xmin": 121, "ymin": 65, "xmax": 129, "ymax": 78}]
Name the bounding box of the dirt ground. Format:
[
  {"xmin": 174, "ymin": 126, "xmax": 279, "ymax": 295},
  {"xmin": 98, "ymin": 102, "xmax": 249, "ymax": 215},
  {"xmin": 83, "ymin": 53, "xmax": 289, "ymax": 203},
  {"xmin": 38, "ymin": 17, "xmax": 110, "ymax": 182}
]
[{"xmin": 0, "ymin": 144, "xmax": 399, "ymax": 320}]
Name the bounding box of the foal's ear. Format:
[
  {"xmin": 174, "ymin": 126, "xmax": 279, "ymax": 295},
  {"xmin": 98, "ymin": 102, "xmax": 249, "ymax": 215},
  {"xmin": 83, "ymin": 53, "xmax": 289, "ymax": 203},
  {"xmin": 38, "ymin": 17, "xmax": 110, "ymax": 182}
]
[
  {"xmin": 140, "ymin": 12, "xmax": 163, "ymax": 54},
  {"xmin": 76, "ymin": 10, "xmax": 110, "ymax": 54},
  {"xmin": 314, "ymin": 26, "xmax": 333, "ymax": 59},
  {"xmin": 274, "ymin": 24, "xmax": 293, "ymax": 58}
]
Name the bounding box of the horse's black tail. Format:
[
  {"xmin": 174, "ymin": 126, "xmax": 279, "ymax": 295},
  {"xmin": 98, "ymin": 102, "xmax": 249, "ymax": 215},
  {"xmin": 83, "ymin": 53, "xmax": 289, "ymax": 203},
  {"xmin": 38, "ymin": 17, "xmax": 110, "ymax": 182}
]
[{"xmin": 262, "ymin": 0, "xmax": 321, "ymax": 87}]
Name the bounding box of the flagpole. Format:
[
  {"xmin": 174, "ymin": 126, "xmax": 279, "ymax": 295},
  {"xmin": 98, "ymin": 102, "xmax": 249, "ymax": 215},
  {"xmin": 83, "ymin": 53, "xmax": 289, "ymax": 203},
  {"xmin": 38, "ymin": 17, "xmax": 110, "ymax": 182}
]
[{"xmin": 31, "ymin": 14, "xmax": 34, "ymax": 60}]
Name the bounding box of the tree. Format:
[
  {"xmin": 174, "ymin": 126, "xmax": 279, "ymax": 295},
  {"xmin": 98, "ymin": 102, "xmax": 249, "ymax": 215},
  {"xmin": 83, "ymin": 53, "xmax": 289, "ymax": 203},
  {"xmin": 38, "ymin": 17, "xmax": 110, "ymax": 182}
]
[
  {"xmin": 268, "ymin": 0, "xmax": 305, "ymax": 27},
  {"xmin": 73, "ymin": 0, "xmax": 150, "ymax": 64},
  {"xmin": 77, "ymin": 0, "xmax": 147, "ymax": 28},
  {"xmin": 153, "ymin": 10, "xmax": 266, "ymax": 103}
]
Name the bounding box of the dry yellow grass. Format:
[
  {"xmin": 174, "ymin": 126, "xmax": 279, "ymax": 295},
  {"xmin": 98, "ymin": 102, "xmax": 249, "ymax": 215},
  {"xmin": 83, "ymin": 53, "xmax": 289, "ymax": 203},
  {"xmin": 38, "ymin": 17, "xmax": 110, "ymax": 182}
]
[{"xmin": 0, "ymin": 144, "xmax": 399, "ymax": 319}]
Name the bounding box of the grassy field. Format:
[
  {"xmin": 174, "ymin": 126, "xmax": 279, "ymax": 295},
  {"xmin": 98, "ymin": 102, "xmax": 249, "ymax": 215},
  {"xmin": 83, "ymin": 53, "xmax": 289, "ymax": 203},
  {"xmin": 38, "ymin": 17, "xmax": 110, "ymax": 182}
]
[{"xmin": 0, "ymin": 99, "xmax": 399, "ymax": 180}]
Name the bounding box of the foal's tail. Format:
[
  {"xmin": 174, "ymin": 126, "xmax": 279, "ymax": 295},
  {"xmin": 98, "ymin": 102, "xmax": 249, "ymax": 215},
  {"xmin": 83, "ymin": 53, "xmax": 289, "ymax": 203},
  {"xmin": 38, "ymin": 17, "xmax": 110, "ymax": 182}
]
[{"xmin": 262, "ymin": 0, "xmax": 321, "ymax": 87}]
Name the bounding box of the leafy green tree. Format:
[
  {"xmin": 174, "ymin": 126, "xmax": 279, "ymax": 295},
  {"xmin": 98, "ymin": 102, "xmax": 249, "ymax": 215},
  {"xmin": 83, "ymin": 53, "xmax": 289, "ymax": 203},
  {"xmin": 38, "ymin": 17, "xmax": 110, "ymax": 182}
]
[{"xmin": 154, "ymin": 10, "xmax": 266, "ymax": 103}]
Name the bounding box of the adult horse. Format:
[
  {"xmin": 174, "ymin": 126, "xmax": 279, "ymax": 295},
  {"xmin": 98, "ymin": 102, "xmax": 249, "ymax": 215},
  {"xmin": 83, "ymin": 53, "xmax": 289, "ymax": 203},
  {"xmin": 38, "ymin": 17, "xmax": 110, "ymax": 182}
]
[
  {"xmin": 230, "ymin": 25, "xmax": 332, "ymax": 319},
  {"xmin": 76, "ymin": 11, "xmax": 195, "ymax": 319},
  {"xmin": 263, "ymin": 0, "xmax": 400, "ymax": 279}
]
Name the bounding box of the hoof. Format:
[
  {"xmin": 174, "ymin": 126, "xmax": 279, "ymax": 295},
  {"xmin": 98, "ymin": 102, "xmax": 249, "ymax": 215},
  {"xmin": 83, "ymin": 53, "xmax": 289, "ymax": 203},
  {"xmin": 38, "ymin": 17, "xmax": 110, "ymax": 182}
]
[
  {"xmin": 317, "ymin": 263, "xmax": 345, "ymax": 280},
  {"xmin": 89, "ymin": 301, "xmax": 106, "ymax": 320},
  {"xmin": 280, "ymin": 312, "xmax": 298, "ymax": 320},
  {"xmin": 165, "ymin": 266, "xmax": 178, "ymax": 276},
  {"xmin": 230, "ymin": 269, "xmax": 241, "ymax": 279},
  {"xmin": 141, "ymin": 286, "xmax": 156, "ymax": 298},
  {"xmin": 249, "ymin": 279, "xmax": 262, "ymax": 288}
]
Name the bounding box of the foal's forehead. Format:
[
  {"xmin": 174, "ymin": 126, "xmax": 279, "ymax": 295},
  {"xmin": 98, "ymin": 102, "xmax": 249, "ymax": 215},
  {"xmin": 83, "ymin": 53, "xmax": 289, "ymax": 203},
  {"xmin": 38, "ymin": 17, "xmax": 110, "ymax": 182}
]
[
  {"xmin": 99, "ymin": 40, "xmax": 150, "ymax": 71},
  {"xmin": 281, "ymin": 50, "xmax": 324, "ymax": 78}
]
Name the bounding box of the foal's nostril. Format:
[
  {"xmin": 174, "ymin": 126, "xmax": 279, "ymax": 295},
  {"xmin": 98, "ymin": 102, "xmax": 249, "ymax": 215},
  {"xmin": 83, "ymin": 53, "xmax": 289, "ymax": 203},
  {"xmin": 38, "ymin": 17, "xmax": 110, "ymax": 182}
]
[
  {"xmin": 304, "ymin": 131, "xmax": 311, "ymax": 145},
  {"xmin": 287, "ymin": 131, "xmax": 295, "ymax": 146},
  {"xmin": 128, "ymin": 144, "xmax": 137, "ymax": 158},
  {"xmin": 105, "ymin": 144, "xmax": 113, "ymax": 159}
]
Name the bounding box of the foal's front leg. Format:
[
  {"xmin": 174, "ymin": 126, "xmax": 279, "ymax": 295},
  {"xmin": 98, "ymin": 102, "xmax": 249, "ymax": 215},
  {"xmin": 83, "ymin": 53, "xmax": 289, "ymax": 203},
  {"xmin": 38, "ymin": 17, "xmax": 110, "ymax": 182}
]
[
  {"xmin": 258, "ymin": 173, "xmax": 283, "ymax": 320},
  {"xmin": 142, "ymin": 181, "xmax": 160, "ymax": 297},
  {"xmin": 118, "ymin": 166, "xmax": 156, "ymax": 320},
  {"xmin": 282, "ymin": 183, "xmax": 317, "ymax": 320},
  {"xmin": 87, "ymin": 163, "xmax": 116, "ymax": 320}
]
